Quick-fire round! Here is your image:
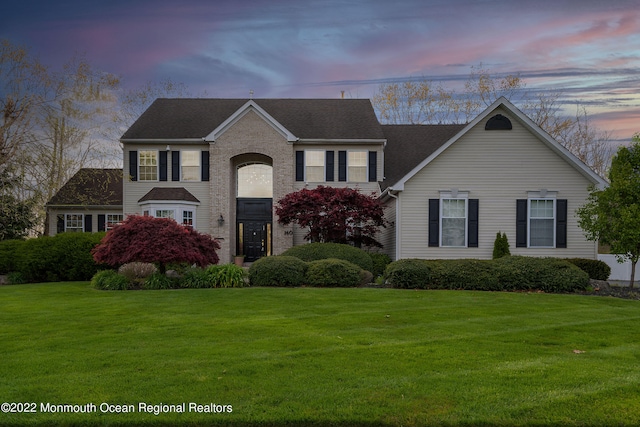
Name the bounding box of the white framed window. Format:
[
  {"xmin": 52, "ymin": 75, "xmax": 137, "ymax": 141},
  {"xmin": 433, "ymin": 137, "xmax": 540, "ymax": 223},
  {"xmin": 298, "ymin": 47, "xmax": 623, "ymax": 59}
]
[
  {"xmin": 348, "ymin": 151, "xmax": 367, "ymax": 182},
  {"xmin": 529, "ymin": 199, "xmax": 555, "ymax": 247},
  {"xmin": 139, "ymin": 150, "xmax": 158, "ymax": 181},
  {"xmin": 441, "ymin": 197, "xmax": 467, "ymax": 247},
  {"xmin": 181, "ymin": 150, "xmax": 200, "ymax": 181},
  {"xmin": 182, "ymin": 210, "xmax": 194, "ymax": 226},
  {"xmin": 65, "ymin": 214, "xmax": 84, "ymax": 232},
  {"xmin": 155, "ymin": 209, "xmax": 175, "ymax": 219},
  {"xmin": 106, "ymin": 214, "xmax": 123, "ymax": 231},
  {"xmin": 305, "ymin": 150, "xmax": 325, "ymax": 182}
]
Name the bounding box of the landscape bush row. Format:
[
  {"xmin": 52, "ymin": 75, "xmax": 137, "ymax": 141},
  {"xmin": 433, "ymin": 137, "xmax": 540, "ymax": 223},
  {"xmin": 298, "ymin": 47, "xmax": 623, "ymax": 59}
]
[
  {"xmin": 0, "ymin": 233, "xmax": 106, "ymax": 283},
  {"xmin": 92, "ymin": 263, "xmax": 246, "ymax": 290},
  {"xmin": 384, "ymin": 256, "xmax": 592, "ymax": 292}
]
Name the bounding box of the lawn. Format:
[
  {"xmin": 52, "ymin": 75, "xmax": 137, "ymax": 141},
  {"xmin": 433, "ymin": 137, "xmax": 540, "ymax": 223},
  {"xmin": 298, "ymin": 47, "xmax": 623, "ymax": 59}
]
[{"xmin": 1, "ymin": 283, "xmax": 639, "ymax": 426}]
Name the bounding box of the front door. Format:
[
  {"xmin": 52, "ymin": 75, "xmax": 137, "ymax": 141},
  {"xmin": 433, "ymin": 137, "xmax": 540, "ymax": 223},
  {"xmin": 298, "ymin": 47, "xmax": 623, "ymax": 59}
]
[{"xmin": 237, "ymin": 198, "xmax": 272, "ymax": 262}]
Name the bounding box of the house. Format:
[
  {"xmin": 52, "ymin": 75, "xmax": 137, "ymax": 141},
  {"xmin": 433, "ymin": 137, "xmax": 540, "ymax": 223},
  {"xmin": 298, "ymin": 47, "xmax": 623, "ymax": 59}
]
[
  {"xmin": 45, "ymin": 168, "xmax": 123, "ymax": 235},
  {"xmin": 46, "ymin": 97, "xmax": 607, "ymax": 264}
]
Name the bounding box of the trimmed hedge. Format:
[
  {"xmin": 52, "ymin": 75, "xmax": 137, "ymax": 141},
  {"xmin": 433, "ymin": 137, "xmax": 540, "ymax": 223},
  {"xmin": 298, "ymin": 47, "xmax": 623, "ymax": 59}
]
[
  {"xmin": 249, "ymin": 256, "xmax": 308, "ymax": 287},
  {"xmin": 9, "ymin": 232, "xmax": 106, "ymax": 282},
  {"xmin": 282, "ymin": 242, "xmax": 374, "ymax": 273},
  {"xmin": 384, "ymin": 256, "xmax": 589, "ymax": 293},
  {"xmin": 0, "ymin": 239, "xmax": 24, "ymax": 274},
  {"xmin": 305, "ymin": 258, "xmax": 362, "ymax": 287},
  {"xmin": 564, "ymin": 258, "xmax": 611, "ymax": 281}
]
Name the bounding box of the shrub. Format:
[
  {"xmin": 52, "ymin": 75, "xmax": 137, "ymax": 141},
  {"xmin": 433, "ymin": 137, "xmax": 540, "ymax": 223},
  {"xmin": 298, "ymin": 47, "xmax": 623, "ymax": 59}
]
[
  {"xmin": 492, "ymin": 232, "xmax": 511, "ymax": 259},
  {"xmin": 384, "ymin": 259, "xmax": 432, "ymax": 289},
  {"xmin": 7, "ymin": 272, "xmax": 26, "ymax": 285},
  {"xmin": 429, "ymin": 259, "xmax": 501, "ymax": 291},
  {"xmin": 305, "ymin": 258, "xmax": 362, "ymax": 287},
  {"xmin": 206, "ymin": 264, "xmax": 246, "ymax": 288},
  {"xmin": 369, "ymin": 252, "xmax": 392, "ymax": 278},
  {"xmin": 0, "ymin": 239, "xmax": 24, "ymax": 274},
  {"xmin": 282, "ymin": 242, "xmax": 374, "ymax": 272},
  {"xmin": 119, "ymin": 262, "xmax": 158, "ymax": 287},
  {"xmin": 144, "ymin": 272, "xmax": 176, "ymax": 290},
  {"xmin": 181, "ymin": 267, "xmax": 212, "ymax": 289},
  {"xmin": 91, "ymin": 270, "xmax": 129, "ymax": 291},
  {"xmin": 564, "ymin": 258, "xmax": 611, "ymax": 281},
  {"xmin": 249, "ymin": 256, "xmax": 308, "ymax": 287}
]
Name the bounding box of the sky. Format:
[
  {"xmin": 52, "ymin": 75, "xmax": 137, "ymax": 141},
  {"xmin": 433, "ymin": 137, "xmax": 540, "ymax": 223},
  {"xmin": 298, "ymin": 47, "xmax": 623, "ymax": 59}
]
[{"xmin": 2, "ymin": 0, "xmax": 639, "ymax": 143}]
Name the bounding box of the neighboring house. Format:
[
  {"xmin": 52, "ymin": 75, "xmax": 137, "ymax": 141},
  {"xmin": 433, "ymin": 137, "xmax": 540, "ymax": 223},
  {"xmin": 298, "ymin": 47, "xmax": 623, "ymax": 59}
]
[
  {"xmin": 45, "ymin": 168, "xmax": 123, "ymax": 235},
  {"xmin": 47, "ymin": 97, "xmax": 606, "ymax": 264}
]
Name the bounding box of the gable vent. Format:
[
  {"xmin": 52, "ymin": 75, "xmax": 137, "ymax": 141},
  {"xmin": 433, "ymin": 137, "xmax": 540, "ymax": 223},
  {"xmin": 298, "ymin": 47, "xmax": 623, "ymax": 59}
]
[{"xmin": 485, "ymin": 114, "xmax": 512, "ymax": 130}]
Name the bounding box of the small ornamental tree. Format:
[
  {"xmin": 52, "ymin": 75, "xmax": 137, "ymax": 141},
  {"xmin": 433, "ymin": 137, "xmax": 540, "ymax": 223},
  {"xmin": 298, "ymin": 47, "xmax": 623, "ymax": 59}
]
[
  {"xmin": 492, "ymin": 232, "xmax": 511, "ymax": 259},
  {"xmin": 275, "ymin": 186, "xmax": 386, "ymax": 247},
  {"xmin": 92, "ymin": 215, "xmax": 220, "ymax": 273},
  {"xmin": 577, "ymin": 134, "xmax": 640, "ymax": 287}
]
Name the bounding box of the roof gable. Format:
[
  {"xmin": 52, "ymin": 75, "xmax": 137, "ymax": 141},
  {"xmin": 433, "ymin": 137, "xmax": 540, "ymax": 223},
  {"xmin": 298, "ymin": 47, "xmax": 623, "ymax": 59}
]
[
  {"xmin": 385, "ymin": 97, "xmax": 607, "ymax": 191},
  {"xmin": 46, "ymin": 169, "xmax": 123, "ymax": 207},
  {"xmin": 138, "ymin": 187, "xmax": 200, "ymax": 204}
]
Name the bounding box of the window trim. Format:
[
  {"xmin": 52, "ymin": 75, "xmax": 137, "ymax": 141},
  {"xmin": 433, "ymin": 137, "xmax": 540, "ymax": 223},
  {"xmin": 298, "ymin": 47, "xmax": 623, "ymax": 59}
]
[
  {"xmin": 139, "ymin": 202, "xmax": 198, "ymax": 229},
  {"xmin": 439, "ymin": 191, "xmax": 468, "ymax": 248},
  {"xmin": 65, "ymin": 213, "xmax": 84, "ymax": 233},
  {"xmin": 138, "ymin": 150, "xmax": 159, "ymax": 182}
]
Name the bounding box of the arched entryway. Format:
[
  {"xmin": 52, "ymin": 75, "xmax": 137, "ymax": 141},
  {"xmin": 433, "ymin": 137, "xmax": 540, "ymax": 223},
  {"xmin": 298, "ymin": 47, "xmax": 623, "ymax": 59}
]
[{"xmin": 236, "ymin": 161, "xmax": 273, "ymax": 262}]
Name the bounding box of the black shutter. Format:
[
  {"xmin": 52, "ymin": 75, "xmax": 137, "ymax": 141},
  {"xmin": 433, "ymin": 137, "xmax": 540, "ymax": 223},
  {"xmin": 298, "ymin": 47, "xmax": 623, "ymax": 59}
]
[
  {"xmin": 468, "ymin": 199, "xmax": 479, "ymax": 248},
  {"xmin": 201, "ymin": 150, "xmax": 210, "ymax": 181},
  {"xmin": 159, "ymin": 151, "xmax": 168, "ymax": 181},
  {"xmin": 556, "ymin": 199, "xmax": 568, "ymax": 248},
  {"xmin": 98, "ymin": 214, "xmax": 106, "ymax": 232},
  {"xmin": 338, "ymin": 151, "xmax": 347, "ymax": 182},
  {"xmin": 171, "ymin": 151, "xmax": 180, "ymax": 181},
  {"xmin": 368, "ymin": 151, "xmax": 377, "ymax": 182},
  {"xmin": 84, "ymin": 214, "xmax": 92, "ymax": 232},
  {"xmin": 57, "ymin": 214, "xmax": 65, "ymax": 234},
  {"xmin": 295, "ymin": 151, "xmax": 304, "ymax": 181},
  {"xmin": 428, "ymin": 199, "xmax": 440, "ymax": 247},
  {"xmin": 129, "ymin": 151, "xmax": 137, "ymax": 181},
  {"xmin": 325, "ymin": 151, "xmax": 334, "ymax": 181},
  {"xmin": 516, "ymin": 199, "xmax": 527, "ymax": 248}
]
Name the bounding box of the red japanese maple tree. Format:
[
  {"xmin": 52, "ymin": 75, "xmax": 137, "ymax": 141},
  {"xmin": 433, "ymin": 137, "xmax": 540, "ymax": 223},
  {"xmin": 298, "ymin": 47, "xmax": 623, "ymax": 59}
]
[
  {"xmin": 275, "ymin": 186, "xmax": 386, "ymax": 247},
  {"xmin": 92, "ymin": 215, "xmax": 220, "ymax": 273}
]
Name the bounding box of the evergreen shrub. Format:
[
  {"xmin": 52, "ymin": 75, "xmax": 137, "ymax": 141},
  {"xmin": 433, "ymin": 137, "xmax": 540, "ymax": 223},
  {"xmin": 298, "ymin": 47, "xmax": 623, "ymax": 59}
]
[
  {"xmin": 305, "ymin": 258, "xmax": 362, "ymax": 287},
  {"xmin": 564, "ymin": 258, "xmax": 611, "ymax": 281},
  {"xmin": 0, "ymin": 239, "xmax": 24, "ymax": 274},
  {"xmin": 384, "ymin": 259, "xmax": 432, "ymax": 289},
  {"xmin": 282, "ymin": 242, "xmax": 374, "ymax": 272},
  {"xmin": 492, "ymin": 232, "xmax": 511, "ymax": 259},
  {"xmin": 369, "ymin": 252, "xmax": 392, "ymax": 277},
  {"xmin": 249, "ymin": 256, "xmax": 308, "ymax": 287}
]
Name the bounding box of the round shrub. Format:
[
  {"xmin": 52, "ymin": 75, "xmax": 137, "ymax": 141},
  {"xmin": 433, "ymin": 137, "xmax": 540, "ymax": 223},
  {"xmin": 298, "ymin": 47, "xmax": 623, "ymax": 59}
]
[
  {"xmin": 564, "ymin": 258, "xmax": 611, "ymax": 281},
  {"xmin": 384, "ymin": 259, "xmax": 432, "ymax": 289},
  {"xmin": 282, "ymin": 242, "xmax": 374, "ymax": 272},
  {"xmin": 91, "ymin": 270, "xmax": 129, "ymax": 291},
  {"xmin": 119, "ymin": 262, "xmax": 158, "ymax": 287},
  {"xmin": 249, "ymin": 256, "xmax": 307, "ymax": 287},
  {"xmin": 494, "ymin": 256, "xmax": 589, "ymax": 292},
  {"xmin": 305, "ymin": 258, "xmax": 362, "ymax": 287}
]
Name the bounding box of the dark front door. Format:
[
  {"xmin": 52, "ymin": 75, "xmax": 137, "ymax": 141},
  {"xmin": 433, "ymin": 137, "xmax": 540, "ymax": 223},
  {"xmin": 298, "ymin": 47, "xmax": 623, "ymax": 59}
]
[{"xmin": 237, "ymin": 198, "xmax": 272, "ymax": 262}]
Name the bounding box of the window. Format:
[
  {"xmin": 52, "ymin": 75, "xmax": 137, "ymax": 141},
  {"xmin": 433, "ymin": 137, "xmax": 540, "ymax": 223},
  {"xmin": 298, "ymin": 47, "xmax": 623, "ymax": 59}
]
[
  {"xmin": 237, "ymin": 163, "xmax": 273, "ymax": 198},
  {"xmin": 441, "ymin": 198, "xmax": 467, "ymax": 247},
  {"xmin": 106, "ymin": 214, "xmax": 123, "ymax": 231},
  {"xmin": 181, "ymin": 150, "xmax": 200, "ymax": 181},
  {"xmin": 305, "ymin": 151, "xmax": 324, "ymax": 182},
  {"xmin": 155, "ymin": 209, "xmax": 174, "ymax": 219},
  {"xmin": 182, "ymin": 210, "xmax": 194, "ymax": 226},
  {"xmin": 139, "ymin": 151, "xmax": 158, "ymax": 181},
  {"xmin": 65, "ymin": 214, "xmax": 84, "ymax": 232},
  {"xmin": 529, "ymin": 199, "xmax": 555, "ymax": 247},
  {"xmin": 348, "ymin": 151, "xmax": 367, "ymax": 182}
]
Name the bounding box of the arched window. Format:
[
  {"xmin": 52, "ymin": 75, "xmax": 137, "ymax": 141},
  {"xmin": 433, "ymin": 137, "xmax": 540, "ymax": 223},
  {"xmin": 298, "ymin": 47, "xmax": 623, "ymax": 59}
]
[{"xmin": 237, "ymin": 163, "xmax": 273, "ymax": 198}]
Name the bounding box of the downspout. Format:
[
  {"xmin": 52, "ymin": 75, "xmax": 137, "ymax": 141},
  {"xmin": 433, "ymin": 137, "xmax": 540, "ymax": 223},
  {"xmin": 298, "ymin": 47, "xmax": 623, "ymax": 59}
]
[{"xmin": 387, "ymin": 188, "xmax": 400, "ymax": 261}]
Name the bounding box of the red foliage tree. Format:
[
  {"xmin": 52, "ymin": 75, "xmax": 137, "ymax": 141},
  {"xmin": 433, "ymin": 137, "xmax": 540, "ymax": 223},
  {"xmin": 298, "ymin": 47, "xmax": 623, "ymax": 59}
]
[
  {"xmin": 275, "ymin": 186, "xmax": 386, "ymax": 247},
  {"xmin": 92, "ymin": 215, "xmax": 220, "ymax": 272}
]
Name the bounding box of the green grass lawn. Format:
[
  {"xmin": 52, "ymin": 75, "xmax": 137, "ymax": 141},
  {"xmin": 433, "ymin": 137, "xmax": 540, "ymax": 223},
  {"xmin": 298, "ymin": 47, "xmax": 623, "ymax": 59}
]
[{"xmin": 1, "ymin": 283, "xmax": 639, "ymax": 426}]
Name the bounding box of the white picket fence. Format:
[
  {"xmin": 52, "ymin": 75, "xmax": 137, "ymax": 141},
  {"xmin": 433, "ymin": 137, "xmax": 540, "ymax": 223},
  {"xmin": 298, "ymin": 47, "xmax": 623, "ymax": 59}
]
[{"xmin": 597, "ymin": 254, "xmax": 633, "ymax": 282}]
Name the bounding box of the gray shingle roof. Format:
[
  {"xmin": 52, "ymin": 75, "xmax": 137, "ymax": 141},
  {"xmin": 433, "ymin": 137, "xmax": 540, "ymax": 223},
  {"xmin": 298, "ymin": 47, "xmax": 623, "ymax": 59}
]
[
  {"xmin": 46, "ymin": 169, "xmax": 123, "ymax": 206},
  {"xmin": 381, "ymin": 124, "xmax": 466, "ymax": 190},
  {"xmin": 138, "ymin": 187, "xmax": 200, "ymax": 203},
  {"xmin": 121, "ymin": 98, "xmax": 385, "ymax": 140}
]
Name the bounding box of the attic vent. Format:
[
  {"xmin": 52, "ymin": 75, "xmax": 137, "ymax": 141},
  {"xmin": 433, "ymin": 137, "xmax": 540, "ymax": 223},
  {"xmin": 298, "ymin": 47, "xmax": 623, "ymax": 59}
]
[{"xmin": 485, "ymin": 114, "xmax": 512, "ymax": 130}]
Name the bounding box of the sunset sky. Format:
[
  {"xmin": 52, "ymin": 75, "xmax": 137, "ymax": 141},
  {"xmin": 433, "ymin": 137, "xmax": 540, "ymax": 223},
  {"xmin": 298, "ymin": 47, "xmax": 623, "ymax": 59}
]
[{"xmin": 2, "ymin": 0, "xmax": 639, "ymax": 142}]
